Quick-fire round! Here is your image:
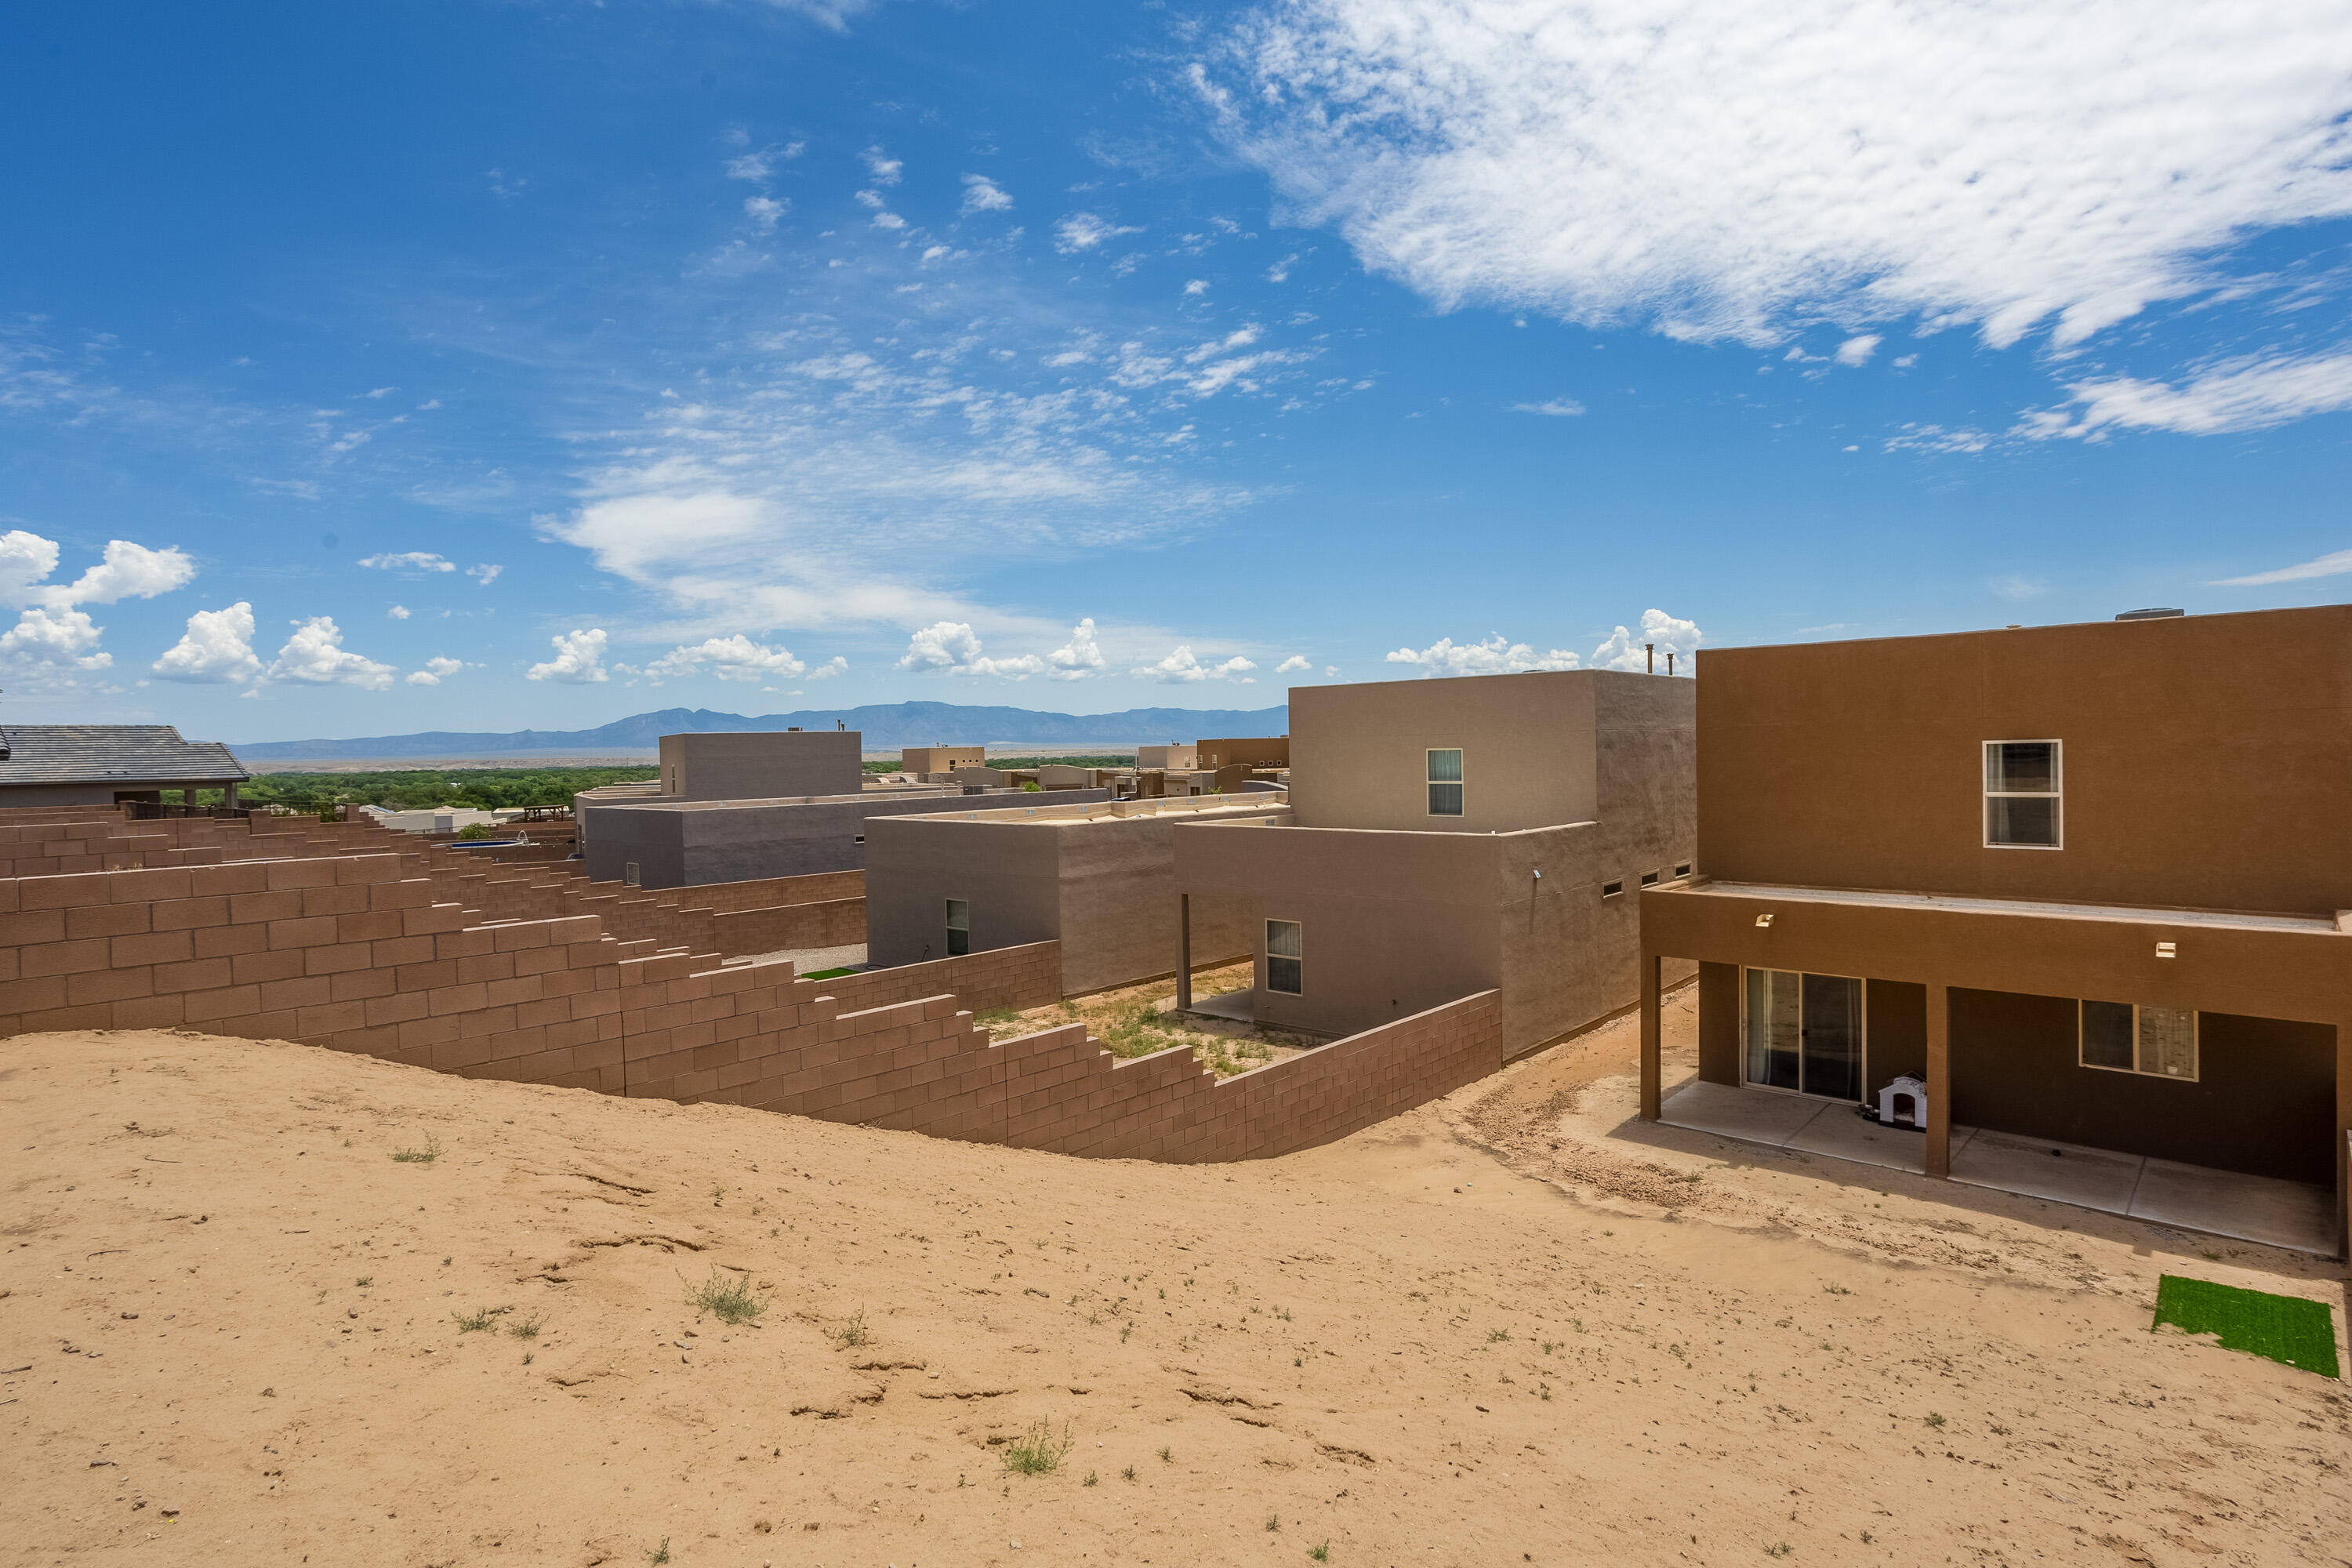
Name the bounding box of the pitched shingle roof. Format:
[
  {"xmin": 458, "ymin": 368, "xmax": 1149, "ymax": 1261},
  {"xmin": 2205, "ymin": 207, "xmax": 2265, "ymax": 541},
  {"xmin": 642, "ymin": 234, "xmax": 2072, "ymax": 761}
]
[{"xmin": 0, "ymin": 725, "xmax": 249, "ymax": 786}]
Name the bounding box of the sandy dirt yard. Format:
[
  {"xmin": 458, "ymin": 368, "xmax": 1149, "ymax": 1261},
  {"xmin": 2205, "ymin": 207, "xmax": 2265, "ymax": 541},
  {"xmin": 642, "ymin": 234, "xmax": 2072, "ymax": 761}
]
[{"xmin": 5, "ymin": 1006, "xmax": 2349, "ymax": 1568}]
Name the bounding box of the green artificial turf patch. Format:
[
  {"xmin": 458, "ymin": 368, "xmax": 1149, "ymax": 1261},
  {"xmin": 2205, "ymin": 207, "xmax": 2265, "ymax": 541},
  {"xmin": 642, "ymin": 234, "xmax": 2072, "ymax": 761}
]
[
  {"xmin": 800, "ymin": 966, "xmax": 858, "ymax": 981},
  {"xmin": 2151, "ymin": 1275, "xmax": 2339, "ymax": 1377}
]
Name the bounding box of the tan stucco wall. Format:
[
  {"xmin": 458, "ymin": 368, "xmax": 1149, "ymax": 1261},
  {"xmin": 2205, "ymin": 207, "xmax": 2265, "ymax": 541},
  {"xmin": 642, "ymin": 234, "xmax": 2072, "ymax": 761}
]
[
  {"xmin": 1693, "ymin": 606, "xmax": 2352, "ymax": 916},
  {"xmin": 865, "ymin": 801, "xmax": 1284, "ymax": 992},
  {"xmin": 1287, "ymin": 670, "xmax": 1689, "ymax": 834},
  {"xmin": 901, "ymin": 746, "xmax": 985, "ymax": 775}
]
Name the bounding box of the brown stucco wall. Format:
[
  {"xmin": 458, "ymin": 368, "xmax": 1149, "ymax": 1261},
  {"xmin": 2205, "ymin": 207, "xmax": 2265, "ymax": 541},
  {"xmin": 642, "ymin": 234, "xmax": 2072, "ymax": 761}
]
[
  {"xmin": 1697, "ymin": 961, "xmax": 1740, "ymax": 1085},
  {"xmin": 1693, "ymin": 606, "xmax": 2352, "ymax": 915},
  {"xmin": 658, "ymin": 731, "xmax": 864, "ymax": 802}
]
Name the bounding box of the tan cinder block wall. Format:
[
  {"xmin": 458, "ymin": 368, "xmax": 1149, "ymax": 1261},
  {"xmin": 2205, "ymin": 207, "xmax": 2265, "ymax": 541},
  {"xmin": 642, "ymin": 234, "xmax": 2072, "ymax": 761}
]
[{"xmin": 0, "ymin": 852, "xmax": 1500, "ymax": 1163}]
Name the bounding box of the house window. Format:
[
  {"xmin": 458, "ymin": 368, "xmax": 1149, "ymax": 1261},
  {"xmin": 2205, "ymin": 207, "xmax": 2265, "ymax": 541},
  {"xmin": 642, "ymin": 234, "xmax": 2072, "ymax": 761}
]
[
  {"xmin": 1675, "ymin": 862, "xmax": 1691, "ymax": 877},
  {"xmin": 1427, "ymin": 749, "xmax": 1463, "ymax": 816},
  {"xmin": 1265, "ymin": 919, "xmax": 1303, "ymax": 995},
  {"xmin": 1639, "ymin": 871, "xmax": 1659, "ymax": 886},
  {"xmin": 623, "ymin": 862, "xmax": 641, "ymax": 887},
  {"xmin": 946, "ymin": 898, "xmax": 970, "ymax": 956},
  {"xmin": 1984, "ymin": 740, "xmax": 2061, "ymax": 848},
  {"xmin": 2080, "ymin": 1000, "xmax": 2198, "ymax": 1080},
  {"xmin": 854, "ymin": 834, "xmax": 865, "ymax": 844},
  {"xmin": 1602, "ymin": 880, "xmax": 1624, "ymax": 898}
]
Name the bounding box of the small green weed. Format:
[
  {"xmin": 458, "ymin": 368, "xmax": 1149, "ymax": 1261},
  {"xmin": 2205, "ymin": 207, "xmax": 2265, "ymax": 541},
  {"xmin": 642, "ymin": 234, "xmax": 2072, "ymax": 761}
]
[
  {"xmin": 1924, "ymin": 1412, "xmax": 1946, "ymax": 1428},
  {"xmin": 1120, "ymin": 1465, "xmax": 1136, "ymax": 1481},
  {"xmin": 1083, "ymin": 1469, "xmax": 1098, "ymax": 1486},
  {"xmin": 646, "ymin": 1539, "xmax": 671, "ymax": 1565},
  {"xmin": 354, "ymin": 1276, "xmax": 372, "ymax": 1287},
  {"xmin": 1157, "ymin": 1446, "xmax": 1173, "ymax": 1462},
  {"xmin": 1265, "ymin": 1514, "xmax": 1281, "ymax": 1533},
  {"xmin": 508, "ymin": 1314, "xmax": 543, "ymax": 1340},
  {"xmin": 452, "ymin": 1306, "xmax": 506, "ymax": 1333},
  {"xmin": 1486, "ymin": 1327, "xmax": 1511, "ymax": 1343},
  {"xmin": 1765, "ymin": 1544, "xmax": 1793, "ymax": 1559},
  {"xmin": 688, "ymin": 1269, "xmax": 766, "ymax": 1327},
  {"xmin": 1000, "ymin": 1419, "xmax": 1075, "ymax": 1477},
  {"xmin": 826, "ymin": 1307, "xmax": 872, "ymax": 1348},
  {"xmin": 1309, "ymin": 1544, "xmax": 1331, "ymax": 1563},
  {"xmin": 390, "ymin": 1136, "xmax": 442, "ymax": 1164}
]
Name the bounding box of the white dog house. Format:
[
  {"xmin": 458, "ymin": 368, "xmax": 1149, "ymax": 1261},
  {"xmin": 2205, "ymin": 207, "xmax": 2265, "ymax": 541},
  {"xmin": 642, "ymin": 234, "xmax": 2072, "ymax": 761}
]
[{"xmin": 1877, "ymin": 1074, "xmax": 1928, "ymax": 1131}]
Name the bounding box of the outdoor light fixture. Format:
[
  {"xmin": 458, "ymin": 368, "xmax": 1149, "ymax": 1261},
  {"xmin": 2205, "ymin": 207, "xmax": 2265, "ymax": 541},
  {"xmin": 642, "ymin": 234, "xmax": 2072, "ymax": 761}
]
[
  {"xmin": 1755, "ymin": 913, "xmax": 1775, "ymax": 928},
  {"xmin": 1532, "ymin": 869, "xmax": 1542, "ymax": 880},
  {"xmin": 2154, "ymin": 941, "xmax": 2176, "ymax": 959}
]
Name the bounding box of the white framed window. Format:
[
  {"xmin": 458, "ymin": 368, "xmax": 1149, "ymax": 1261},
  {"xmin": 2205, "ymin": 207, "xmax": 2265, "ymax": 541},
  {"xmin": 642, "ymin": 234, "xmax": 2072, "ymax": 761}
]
[
  {"xmin": 623, "ymin": 861, "xmax": 641, "ymax": 887},
  {"xmin": 2079, "ymin": 1000, "xmax": 2198, "ymax": 1080},
  {"xmin": 1265, "ymin": 919, "xmax": 1302, "ymax": 995},
  {"xmin": 1675, "ymin": 862, "xmax": 1692, "ymax": 877},
  {"xmin": 1602, "ymin": 880, "xmax": 1624, "ymax": 898},
  {"xmin": 1426, "ymin": 749, "xmax": 1463, "ymax": 817},
  {"xmin": 946, "ymin": 898, "xmax": 970, "ymax": 956},
  {"xmin": 1639, "ymin": 871, "xmax": 1659, "ymax": 886},
  {"xmin": 1984, "ymin": 740, "xmax": 2061, "ymax": 849}
]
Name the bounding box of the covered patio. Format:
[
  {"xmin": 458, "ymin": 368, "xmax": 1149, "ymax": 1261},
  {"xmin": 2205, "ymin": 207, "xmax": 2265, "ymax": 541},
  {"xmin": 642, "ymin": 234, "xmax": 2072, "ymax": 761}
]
[
  {"xmin": 1638, "ymin": 877, "xmax": 2352, "ymax": 1260},
  {"xmin": 1660, "ymin": 1078, "xmax": 2336, "ymax": 1254}
]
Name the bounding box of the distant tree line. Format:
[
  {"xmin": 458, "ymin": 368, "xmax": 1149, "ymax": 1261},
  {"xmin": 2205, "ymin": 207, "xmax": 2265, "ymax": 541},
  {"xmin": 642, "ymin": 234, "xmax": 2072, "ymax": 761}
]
[
  {"xmin": 863, "ymin": 754, "xmax": 1135, "ymax": 774},
  {"xmin": 167, "ymin": 765, "xmax": 659, "ymax": 815}
]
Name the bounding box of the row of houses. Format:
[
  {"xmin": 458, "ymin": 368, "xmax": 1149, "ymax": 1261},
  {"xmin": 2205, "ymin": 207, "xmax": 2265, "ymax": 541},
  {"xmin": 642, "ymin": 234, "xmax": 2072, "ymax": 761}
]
[{"xmin": 6, "ymin": 602, "xmax": 2345, "ymax": 1255}]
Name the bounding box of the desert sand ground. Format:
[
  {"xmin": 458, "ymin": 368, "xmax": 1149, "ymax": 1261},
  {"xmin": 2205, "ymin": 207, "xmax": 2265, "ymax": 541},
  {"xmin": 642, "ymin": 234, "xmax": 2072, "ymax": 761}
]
[{"xmin": 5, "ymin": 994, "xmax": 2349, "ymax": 1568}]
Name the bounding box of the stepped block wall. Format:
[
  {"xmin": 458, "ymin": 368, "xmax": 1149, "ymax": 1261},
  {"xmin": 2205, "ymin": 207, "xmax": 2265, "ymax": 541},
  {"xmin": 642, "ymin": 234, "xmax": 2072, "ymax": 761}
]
[{"xmin": 0, "ymin": 852, "xmax": 1501, "ymax": 1164}]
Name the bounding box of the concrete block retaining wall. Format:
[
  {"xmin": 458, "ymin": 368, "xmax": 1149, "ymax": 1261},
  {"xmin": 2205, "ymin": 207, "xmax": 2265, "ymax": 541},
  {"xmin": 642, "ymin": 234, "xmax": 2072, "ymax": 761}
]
[{"xmin": 0, "ymin": 852, "xmax": 1500, "ymax": 1163}]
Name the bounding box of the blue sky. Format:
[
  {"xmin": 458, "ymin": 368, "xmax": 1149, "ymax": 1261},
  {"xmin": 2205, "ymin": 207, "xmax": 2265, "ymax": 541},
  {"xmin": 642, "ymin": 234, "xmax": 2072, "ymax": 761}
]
[{"xmin": 3, "ymin": 0, "xmax": 2350, "ymax": 742}]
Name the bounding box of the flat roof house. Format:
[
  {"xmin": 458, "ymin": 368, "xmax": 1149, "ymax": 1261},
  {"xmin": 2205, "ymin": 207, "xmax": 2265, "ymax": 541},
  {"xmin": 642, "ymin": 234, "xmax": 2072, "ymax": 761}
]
[
  {"xmin": 902, "ymin": 745, "xmax": 985, "ymax": 776},
  {"xmin": 0, "ymin": 724, "xmax": 249, "ymax": 808},
  {"xmin": 1174, "ymin": 670, "xmax": 1693, "ymax": 1054},
  {"xmin": 1637, "ymin": 605, "xmax": 2351, "ymax": 1257},
  {"xmin": 657, "ymin": 729, "xmax": 861, "ymax": 800},
  {"xmin": 865, "ymin": 793, "xmax": 1291, "ymax": 993}
]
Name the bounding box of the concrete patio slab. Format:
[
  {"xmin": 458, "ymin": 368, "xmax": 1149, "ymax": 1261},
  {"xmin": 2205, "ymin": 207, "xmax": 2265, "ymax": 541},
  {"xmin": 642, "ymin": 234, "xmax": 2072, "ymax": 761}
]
[
  {"xmin": 1659, "ymin": 1080, "xmax": 1826, "ymax": 1146},
  {"xmin": 1785, "ymin": 1103, "xmax": 1931, "ymax": 1174},
  {"xmin": 2129, "ymin": 1158, "xmax": 2334, "ymax": 1255},
  {"xmin": 1950, "ymin": 1129, "xmax": 2144, "ymax": 1211},
  {"xmin": 1179, "ymin": 990, "xmax": 1255, "ymax": 1025}
]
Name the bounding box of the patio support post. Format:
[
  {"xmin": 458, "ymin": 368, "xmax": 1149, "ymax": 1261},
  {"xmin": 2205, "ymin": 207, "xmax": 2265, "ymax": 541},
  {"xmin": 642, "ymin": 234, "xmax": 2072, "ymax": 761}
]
[
  {"xmin": 2335, "ymin": 1019, "xmax": 2350, "ymax": 1261},
  {"xmin": 1639, "ymin": 949, "xmax": 1662, "ymax": 1121},
  {"xmin": 1176, "ymin": 894, "xmax": 1192, "ymax": 1013},
  {"xmin": 1924, "ymin": 980, "xmax": 1951, "ymax": 1178}
]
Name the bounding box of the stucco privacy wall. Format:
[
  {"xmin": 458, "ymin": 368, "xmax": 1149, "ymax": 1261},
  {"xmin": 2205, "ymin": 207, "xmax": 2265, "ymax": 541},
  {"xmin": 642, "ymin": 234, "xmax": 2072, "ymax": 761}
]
[
  {"xmin": 864, "ymin": 796, "xmax": 1283, "ymax": 991},
  {"xmin": 0, "ymin": 854, "xmax": 1500, "ymax": 1163},
  {"xmin": 580, "ymin": 786, "xmax": 1115, "ymax": 889}
]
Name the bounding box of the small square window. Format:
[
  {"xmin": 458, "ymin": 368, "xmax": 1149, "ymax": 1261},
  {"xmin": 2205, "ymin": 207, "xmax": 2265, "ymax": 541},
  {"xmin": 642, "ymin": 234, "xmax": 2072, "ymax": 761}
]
[
  {"xmin": 1985, "ymin": 740, "xmax": 2062, "ymax": 848},
  {"xmin": 1426, "ymin": 749, "xmax": 1463, "ymax": 817},
  {"xmin": 1602, "ymin": 880, "xmax": 1624, "ymax": 898},
  {"xmin": 1639, "ymin": 871, "xmax": 1659, "ymax": 886},
  {"xmin": 946, "ymin": 898, "xmax": 970, "ymax": 957},
  {"xmin": 854, "ymin": 834, "xmax": 865, "ymax": 844},
  {"xmin": 2079, "ymin": 1000, "xmax": 2198, "ymax": 1080},
  {"xmin": 1265, "ymin": 918, "xmax": 1303, "ymax": 995}
]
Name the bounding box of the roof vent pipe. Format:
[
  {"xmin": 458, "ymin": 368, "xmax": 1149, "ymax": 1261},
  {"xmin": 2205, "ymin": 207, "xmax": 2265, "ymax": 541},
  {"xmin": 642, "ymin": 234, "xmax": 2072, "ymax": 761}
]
[{"xmin": 2114, "ymin": 608, "xmax": 2185, "ymax": 621}]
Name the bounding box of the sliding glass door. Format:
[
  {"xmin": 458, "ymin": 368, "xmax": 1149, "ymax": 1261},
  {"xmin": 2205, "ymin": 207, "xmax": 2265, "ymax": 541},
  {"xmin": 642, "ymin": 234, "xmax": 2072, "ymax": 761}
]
[{"xmin": 1744, "ymin": 968, "xmax": 1864, "ymax": 1101}]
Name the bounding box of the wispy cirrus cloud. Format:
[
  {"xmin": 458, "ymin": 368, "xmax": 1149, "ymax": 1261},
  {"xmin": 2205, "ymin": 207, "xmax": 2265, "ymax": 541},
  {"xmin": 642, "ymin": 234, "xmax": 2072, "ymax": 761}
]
[{"xmin": 1203, "ymin": 0, "xmax": 2352, "ymax": 351}]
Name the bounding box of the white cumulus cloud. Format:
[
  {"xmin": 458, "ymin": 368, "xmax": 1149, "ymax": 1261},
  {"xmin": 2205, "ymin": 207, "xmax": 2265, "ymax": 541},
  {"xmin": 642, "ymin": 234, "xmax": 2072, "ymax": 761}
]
[
  {"xmin": 1134, "ymin": 645, "xmax": 1257, "ymax": 684},
  {"xmin": 1385, "ymin": 634, "xmax": 1579, "ymax": 677},
  {"xmin": 1276, "ymin": 655, "xmax": 1312, "ymax": 673},
  {"xmin": 466, "ymin": 562, "xmax": 503, "ymax": 586},
  {"xmin": 1835, "ymin": 334, "xmax": 1882, "ymax": 367},
  {"xmin": 405, "ymin": 655, "xmax": 466, "ymax": 687},
  {"xmin": 526, "ymin": 627, "xmax": 611, "ymax": 684},
  {"xmin": 0, "ymin": 529, "xmax": 197, "ymax": 687},
  {"xmin": 388, "ymin": 604, "xmax": 411, "ymax": 619},
  {"xmin": 152, "ymin": 602, "xmax": 263, "ymax": 684},
  {"xmin": 267, "ymin": 616, "xmax": 397, "ymax": 691},
  {"xmin": 1590, "ymin": 609, "xmax": 1704, "ymax": 673},
  {"xmin": 648, "ymin": 634, "xmax": 809, "ymax": 684},
  {"xmin": 1047, "ymin": 618, "xmax": 1106, "ymax": 681}
]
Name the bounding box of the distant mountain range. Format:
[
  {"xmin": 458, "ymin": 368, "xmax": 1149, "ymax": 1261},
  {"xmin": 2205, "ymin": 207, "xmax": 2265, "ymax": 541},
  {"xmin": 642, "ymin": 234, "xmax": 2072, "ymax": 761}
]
[{"xmin": 231, "ymin": 701, "xmax": 1291, "ymax": 760}]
